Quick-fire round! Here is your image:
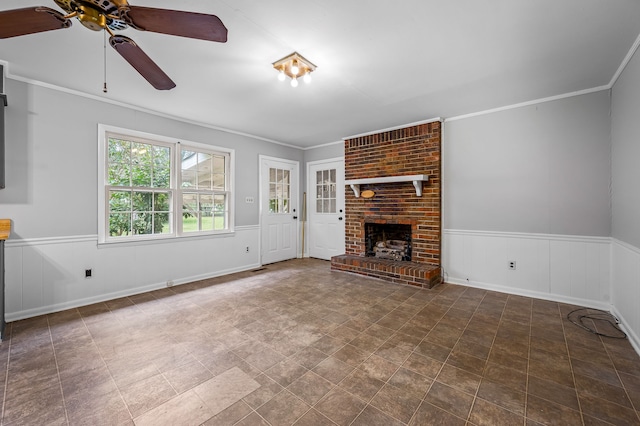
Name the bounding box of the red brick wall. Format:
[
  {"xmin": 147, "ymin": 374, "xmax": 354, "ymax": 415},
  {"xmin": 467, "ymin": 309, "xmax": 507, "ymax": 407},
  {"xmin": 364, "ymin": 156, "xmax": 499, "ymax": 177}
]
[{"xmin": 344, "ymin": 121, "xmax": 441, "ymax": 265}]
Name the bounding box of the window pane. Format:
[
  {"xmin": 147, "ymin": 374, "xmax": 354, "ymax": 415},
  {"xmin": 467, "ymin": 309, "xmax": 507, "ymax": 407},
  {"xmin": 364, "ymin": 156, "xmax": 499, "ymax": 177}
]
[
  {"xmin": 330, "ymin": 199, "xmax": 336, "ymax": 213},
  {"xmin": 109, "ymin": 191, "xmax": 131, "ymax": 212},
  {"xmin": 181, "ymin": 150, "xmax": 196, "ymax": 187},
  {"xmin": 214, "ymin": 194, "xmax": 226, "ymax": 230},
  {"xmin": 154, "ymin": 192, "xmax": 170, "ymax": 212},
  {"xmin": 277, "ymin": 168, "xmax": 283, "ymax": 183},
  {"xmin": 132, "ymin": 212, "xmax": 152, "ymax": 235},
  {"xmin": 214, "ymin": 212, "xmax": 226, "ymax": 230},
  {"xmin": 197, "ymin": 152, "xmax": 212, "ymax": 190},
  {"xmin": 214, "ymin": 194, "xmax": 226, "ymax": 212},
  {"xmin": 212, "ymin": 174, "xmax": 225, "ymax": 190},
  {"xmin": 330, "ymin": 169, "xmax": 336, "ymax": 184},
  {"xmin": 132, "ymin": 191, "xmax": 152, "ymax": 212},
  {"xmin": 198, "ymin": 169, "xmax": 212, "ymax": 190},
  {"xmin": 182, "ymin": 150, "xmax": 195, "ymax": 167},
  {"xmin": 153, "ymin": 145, "xmax": 170, "ymax": 167},
  {"xmin": 330, "ymin": 184, "xmax": 336, "ymax": 199},
  {"xmin": 269, "ymin": 168, "xmax": 276, "ymax": 182},
  {"xmin": 182, "ymin": 193, "xmax": 198, "ymax": 232},
  {"xmin": 153, "ymin": 146, "xmax": 171, "ymax": 188},
  {"xmin": 131, "ymin": 163, "xmax": 152, "ymax": 187},
  {"xmin": 316, "ymin": 200, "xmax": 322, "ymax": 213},
  {"xmin": 181, "ymin": 170, "xmax": 196, "ymax": 188},
  {"xmin": 316, "ymin": 185, "xmax": 322, "ymax": 198},
  {"xmin": 153, "ymin": 213, "xmax": 171, "ymax": 234},
  {"xmin": 213, "ymin": 156, "xmax": 225, "ymax": 174},
  {"xmin": 316, "ymin": 171, "xmax": 322, "ymax": 183},
  {"xmin": 269, "ymin": 183, "xmax": 277, "ymax": 213},
  {"xmin": 108, "ymin": 139, "xmax": 130, "ymax": 163},
  {"xmin": 131, "ymin": 143, "xmax": 152, "ymax": 187},
  {"xmin": 283, "ymin": 170, "xmax": 290, "ymax": 186},
  {"xmin": 154, "ymin": 167, "xmax": 170, "ymax": 188},
  {"xmin": 108, "ymin": 163, "xmax": 130, "ymax": 186},
  {"xmin": 200, "ymin": 194, "xmax": 214, "ymax": 231},
  {"xmin": 323, "ymin": 200, "xmax": 330, "ymax": 213},
  {"xmin": 109, "ymin": 213, "xmax": 131, "ymax": 236}
]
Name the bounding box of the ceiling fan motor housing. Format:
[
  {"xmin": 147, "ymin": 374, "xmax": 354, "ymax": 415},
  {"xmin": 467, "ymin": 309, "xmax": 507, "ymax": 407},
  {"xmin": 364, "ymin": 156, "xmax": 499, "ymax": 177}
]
[{"xmin": 53, "ymin": 0, "xmax": 128, "ymax": 31}]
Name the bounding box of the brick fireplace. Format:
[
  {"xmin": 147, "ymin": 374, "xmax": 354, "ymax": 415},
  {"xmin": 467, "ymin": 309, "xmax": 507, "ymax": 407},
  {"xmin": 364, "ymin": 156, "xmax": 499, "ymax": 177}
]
[{"xmin": 331, "ymin": 121, "xmax": 441, "ymax": 288}]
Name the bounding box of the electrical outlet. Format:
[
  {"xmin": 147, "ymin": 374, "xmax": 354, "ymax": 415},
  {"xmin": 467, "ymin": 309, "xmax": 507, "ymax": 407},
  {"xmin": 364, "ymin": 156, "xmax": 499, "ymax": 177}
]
[
  {"xmin": 85, "ymin": 269, "xmax": 92, "ymax": 278},
  {"xmin": 508, "ymin": 261, "xmax": 516, "ymax": 270}
]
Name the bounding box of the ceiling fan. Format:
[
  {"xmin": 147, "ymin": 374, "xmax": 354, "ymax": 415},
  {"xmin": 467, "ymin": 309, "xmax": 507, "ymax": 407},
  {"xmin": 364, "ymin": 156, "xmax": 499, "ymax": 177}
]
[{"xmin": 0, "ymin": 1, "xmax": 228, "ymax": 90}]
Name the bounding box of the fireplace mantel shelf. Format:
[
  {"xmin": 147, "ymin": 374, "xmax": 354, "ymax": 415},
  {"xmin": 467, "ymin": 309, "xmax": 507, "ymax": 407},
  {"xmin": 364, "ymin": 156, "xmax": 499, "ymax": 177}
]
[{"xmin": 345, "ymin": 174, "xmax": 429, "ymax": 197}]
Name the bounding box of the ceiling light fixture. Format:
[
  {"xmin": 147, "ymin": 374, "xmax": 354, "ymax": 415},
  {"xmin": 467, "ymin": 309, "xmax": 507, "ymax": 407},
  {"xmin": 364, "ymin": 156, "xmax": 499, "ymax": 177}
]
[{"xmin": 272, "ymin": 51, "xmax": 316, "ymax": 88}]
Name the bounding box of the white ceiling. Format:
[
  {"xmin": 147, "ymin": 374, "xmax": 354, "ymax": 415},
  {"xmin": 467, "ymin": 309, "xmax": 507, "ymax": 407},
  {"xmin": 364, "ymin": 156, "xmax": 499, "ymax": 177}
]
[{"xmin": 1, "ymin": 0, "xmax": 640, "ymax": 148}]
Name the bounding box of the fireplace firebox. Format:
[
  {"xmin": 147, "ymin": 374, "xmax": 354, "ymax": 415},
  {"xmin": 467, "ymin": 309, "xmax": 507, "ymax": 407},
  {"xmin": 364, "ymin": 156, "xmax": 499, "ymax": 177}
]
[{"xmin": 365, "ymin": 223, "xmax": 412, "ymax": 261}]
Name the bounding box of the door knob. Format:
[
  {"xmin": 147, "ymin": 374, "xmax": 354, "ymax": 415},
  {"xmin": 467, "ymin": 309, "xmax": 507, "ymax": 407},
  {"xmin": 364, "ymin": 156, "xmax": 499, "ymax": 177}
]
[
  {"xmin": 338, "ymin": 217, "xmax": 343, "ymax": 221},
  {"xmin": 293, "ymin": 216, "xmax": 298, "ymax": 219}
]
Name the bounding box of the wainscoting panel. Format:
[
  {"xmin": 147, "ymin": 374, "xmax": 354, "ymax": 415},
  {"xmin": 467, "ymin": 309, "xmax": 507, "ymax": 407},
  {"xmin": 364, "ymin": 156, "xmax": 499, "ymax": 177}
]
[
  {"xmin": 4, "ymin": 226, "xmax": 261, "ymax": 321},
  {"xmin": 611, "ymin": 239, "xmax": 640, "ymax": 352},
  {"xmin": 444, "ymin": 230, "xmax": 611, "ymax": 308}
]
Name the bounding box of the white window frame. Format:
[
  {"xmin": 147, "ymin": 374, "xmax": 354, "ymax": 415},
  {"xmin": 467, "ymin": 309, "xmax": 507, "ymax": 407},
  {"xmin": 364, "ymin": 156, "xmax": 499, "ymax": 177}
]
[{"xmin": 98, "ymin": 124, "xmax": 235, "ymax": 245}]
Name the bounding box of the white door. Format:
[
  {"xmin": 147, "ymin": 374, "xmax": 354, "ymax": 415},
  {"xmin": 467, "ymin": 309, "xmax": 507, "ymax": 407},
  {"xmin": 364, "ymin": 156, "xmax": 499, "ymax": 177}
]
[
  {"xmin": 260, "ymin": 156, "xmax": 299, "ymax": 264},
  {"xmin": 307, "ymin": 159, "xmax": 345, "ymax": 260}
]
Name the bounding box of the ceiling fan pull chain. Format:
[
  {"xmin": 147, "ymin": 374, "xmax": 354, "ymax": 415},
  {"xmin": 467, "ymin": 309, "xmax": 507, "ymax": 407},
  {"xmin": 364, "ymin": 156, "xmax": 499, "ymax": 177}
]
[{"xmin": 103, "ymin": 29, "xmax": 108, "ymax": 93}]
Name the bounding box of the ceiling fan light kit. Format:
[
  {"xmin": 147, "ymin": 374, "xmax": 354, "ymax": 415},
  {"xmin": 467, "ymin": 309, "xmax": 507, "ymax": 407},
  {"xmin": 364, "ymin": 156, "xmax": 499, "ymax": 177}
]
[
  {"xmin": 0, "ymin": 0, "xmax": 228, "ymax": 90},
  {"xmin": 272, "ymin": 51, "xmax": 317, "ymax": 87}
]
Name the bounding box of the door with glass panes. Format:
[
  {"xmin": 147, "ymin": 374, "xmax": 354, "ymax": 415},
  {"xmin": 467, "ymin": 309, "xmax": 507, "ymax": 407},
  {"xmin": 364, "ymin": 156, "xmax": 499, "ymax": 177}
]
[
  {"xmin": 260, "ymin": 156, "xmax": 299, "ymax": 264},
  {"xmin": 308, "ymin": 159, "xmax": 345, "ymax": 260}
]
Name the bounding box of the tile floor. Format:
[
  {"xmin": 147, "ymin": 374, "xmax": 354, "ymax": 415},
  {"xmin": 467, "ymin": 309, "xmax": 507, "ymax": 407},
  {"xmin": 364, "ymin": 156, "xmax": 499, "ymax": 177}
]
[{"xmin": 1, "ymin": 258, "xmax": 639, "ymax": 425}]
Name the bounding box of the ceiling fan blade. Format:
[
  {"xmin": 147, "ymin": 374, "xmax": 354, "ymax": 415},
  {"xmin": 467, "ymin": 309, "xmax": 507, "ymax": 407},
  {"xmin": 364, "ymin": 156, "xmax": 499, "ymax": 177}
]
[
  {"xmin": 121, "ymin": 6, "xmax": 227, "ymax": 42},
  {"xmin": 0, "ymin": 7, "xmax": 71, "ymax": 39},
  {"xmin": 110, "ymin": 35, "xmax": 176, "ymax": 91}
]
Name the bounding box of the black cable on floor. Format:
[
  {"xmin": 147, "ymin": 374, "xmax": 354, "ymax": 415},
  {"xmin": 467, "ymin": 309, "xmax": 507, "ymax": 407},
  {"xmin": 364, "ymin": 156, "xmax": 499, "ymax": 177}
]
[{"xmin": 567, "ymin": 308, "xmax": 627, "ymax": 339}]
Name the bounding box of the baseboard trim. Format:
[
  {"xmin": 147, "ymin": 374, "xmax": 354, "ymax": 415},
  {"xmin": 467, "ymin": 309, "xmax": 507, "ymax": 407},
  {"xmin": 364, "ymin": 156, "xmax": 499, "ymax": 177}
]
[
  {"xmin": 610, "ymin": 306, "xmax": 640, "ymax": 356},
  {"xmin": 5, "ymin": 262, "xmax": 261, "ymax": 322},
  {"xmin": 446, "ymin": 277, "xmax": 612, "ymax": 311}
]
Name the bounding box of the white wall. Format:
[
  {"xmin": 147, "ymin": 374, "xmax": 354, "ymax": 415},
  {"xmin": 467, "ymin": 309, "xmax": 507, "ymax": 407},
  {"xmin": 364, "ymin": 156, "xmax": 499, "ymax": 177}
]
[
  {"xmin": 611, "ymin": 45, "xmax": 640, "ymax": 348},
  {"xmin": 0, "ymin": 79, "xmax": 303, "ymax": 320}
]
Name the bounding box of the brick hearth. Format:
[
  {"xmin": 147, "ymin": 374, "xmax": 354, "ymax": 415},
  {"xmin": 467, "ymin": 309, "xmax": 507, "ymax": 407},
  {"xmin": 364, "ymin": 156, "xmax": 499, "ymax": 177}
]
[
  {"xmin": 331, "ymin": 121, "xmax": 442, "ymax": 288},
  {"xmin": 331, "ymin": 255, "xmax": 441, "ymax": 288}
]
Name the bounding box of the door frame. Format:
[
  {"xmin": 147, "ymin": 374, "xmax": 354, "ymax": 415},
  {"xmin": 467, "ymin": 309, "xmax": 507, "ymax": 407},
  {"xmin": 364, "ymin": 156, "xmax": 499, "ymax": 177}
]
[
  {"xmin": 259, "ymin": 155, "xmax": 301, "ymax": 264},
  {"xmin": 306, "ymin": 156, "xmax": 345, "ymax": 259}
]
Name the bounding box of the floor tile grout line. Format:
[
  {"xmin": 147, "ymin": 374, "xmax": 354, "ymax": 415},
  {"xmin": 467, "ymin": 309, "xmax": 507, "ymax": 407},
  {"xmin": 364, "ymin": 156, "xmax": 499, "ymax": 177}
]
[
  {"xmin": 46, "ymin": 315, "xmax": 71, "ymax": 426},
  {"xmin": 600, "ymin": 334, "xmax": 640, "ymax": 423},
  {"xmin": 0, "ymin": 323, "xmax": 12, "ymax": 426},
  {"xmin": 524, "ymin": 296, "xmax": 533, "ymax": 426},
  {"xmin": 556, "ymin": 302, "xmax": 588, "ymax": 426}
]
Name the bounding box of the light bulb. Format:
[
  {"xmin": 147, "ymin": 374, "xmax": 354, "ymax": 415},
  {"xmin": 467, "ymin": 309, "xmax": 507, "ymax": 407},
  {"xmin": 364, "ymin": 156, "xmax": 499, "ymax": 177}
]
[
  {"xmin": 291, "ymin": 77, "xmax": 299, "ymax": 87},
  {"xmin": 277, "ymin": 69, "xmax": 285, "ymax": 82},
  {"xmin": 290, "ymin": 61, "xmax": 299, "ymax": 75},
  {"xmin": 303, "ymin": 72, "xmax": 312, "ymax": 84}
]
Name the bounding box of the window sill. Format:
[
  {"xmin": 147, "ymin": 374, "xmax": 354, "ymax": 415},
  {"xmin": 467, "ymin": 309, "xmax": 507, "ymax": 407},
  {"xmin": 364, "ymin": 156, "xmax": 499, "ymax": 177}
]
[{"xmin": 98, "ymin": 229, "xmax": 235, "ymax": 248}]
